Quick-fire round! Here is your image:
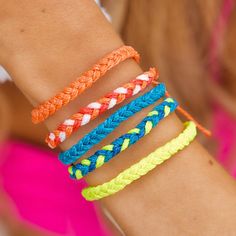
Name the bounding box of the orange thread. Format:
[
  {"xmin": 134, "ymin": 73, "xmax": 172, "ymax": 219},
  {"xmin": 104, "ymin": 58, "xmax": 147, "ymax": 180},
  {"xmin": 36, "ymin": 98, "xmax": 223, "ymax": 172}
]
[
  {"xmin": 176, "ymin": 106, "xmax": 211, "ymax": 137},
  {"xmin": 32, "ymin": 46, "xmax": 140, "ymax": 124},
  {"xmin": 152, "ymin": 82, "xmax": 211, "ymax": 137}
]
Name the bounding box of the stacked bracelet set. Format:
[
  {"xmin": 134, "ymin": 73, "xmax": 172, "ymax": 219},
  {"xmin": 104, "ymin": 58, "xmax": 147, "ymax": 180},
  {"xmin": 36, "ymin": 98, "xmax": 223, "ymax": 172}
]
[{"xmin": 32, "ymin": 45, "xmax": 209, "ymax": 201}]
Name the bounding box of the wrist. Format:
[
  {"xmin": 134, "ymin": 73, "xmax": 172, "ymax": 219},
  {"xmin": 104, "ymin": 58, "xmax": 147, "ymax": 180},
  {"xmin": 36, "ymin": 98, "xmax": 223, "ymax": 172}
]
[{"xmin": 0, "ymin": 2, "xmax": 197, "ymax": 188}]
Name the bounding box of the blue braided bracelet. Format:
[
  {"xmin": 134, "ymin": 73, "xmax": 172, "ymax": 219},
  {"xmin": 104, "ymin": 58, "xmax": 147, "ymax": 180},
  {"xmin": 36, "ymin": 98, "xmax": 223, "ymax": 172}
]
[
  {"xmin": 59, "ymin": 83, "xmax": 166, "ymax": 165},
  {"xmin": 69, "ymin": 97, "xmax": 178, "ymax": 179}
]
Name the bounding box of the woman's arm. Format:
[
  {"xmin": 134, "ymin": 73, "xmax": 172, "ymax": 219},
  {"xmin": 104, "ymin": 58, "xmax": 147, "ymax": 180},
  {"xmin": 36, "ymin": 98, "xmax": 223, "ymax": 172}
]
[{"xmin": 1, "ymin": 1, "xmax": 236, "ymax": 235}]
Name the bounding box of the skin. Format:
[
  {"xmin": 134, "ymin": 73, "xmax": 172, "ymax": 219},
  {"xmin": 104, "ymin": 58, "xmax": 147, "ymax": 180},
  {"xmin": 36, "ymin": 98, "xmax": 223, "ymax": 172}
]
[{"xmin": 1, "ymin": 1, "xmax": 236, "ymax": 235}]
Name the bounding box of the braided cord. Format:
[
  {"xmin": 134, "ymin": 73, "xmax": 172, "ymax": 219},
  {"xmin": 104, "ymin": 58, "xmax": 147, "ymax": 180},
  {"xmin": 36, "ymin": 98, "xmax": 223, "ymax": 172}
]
[
  {"xmin": 82, "ymin": 121, "xmax": 197, "ymax": 201},
  {"xmin": 46, "ymin": 68, "xmax": 158, "ymax": 149},
  {"xmin": 69, "ymin": 97, "xmax": 178, "ymax": 179},
  {"xmin": 59, "ymin": 83, "xmax": 166, "ymax": 165},
  {"xmin": 32, "ymin": 46, "xmax": 140, "ymax": 124}
]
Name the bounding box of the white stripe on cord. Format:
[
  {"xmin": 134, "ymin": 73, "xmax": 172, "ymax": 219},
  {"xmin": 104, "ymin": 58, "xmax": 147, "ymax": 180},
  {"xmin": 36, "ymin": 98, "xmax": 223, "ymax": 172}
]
[
  {"xmin": 132, "ymin": 85, "xmax": 142, "ymax": 95},
  {"xmin": 108, "ymin": 98, "xmax": 117, "ymax": 109},
  {"xmin": 59, "ymin": 132, "xmax": 66, "ymax": 142},
  {"xmin": 87, "ymin": 102, "xmax": 102, "ymax": 109},
  {"xmin": 0, "ymin": 66, "xmax": 11, "ymax": 83},
  {"xmin": 49, "ymin": 133, "xmax": 56, "ymax": 141},
  {"xmin": 81, "ymin": 114, "xmax": 91, "ymax": 126},
  {"xmin": 136, "ymin": 74, "xmax": 150, "ymax": 81},
  {"xmin": 114, "ymin": 87, "xmax": 127, "ymax": 94},
  {"xmin": 63, "ymin": 119, "xmax": 75, "ymax": 126}
]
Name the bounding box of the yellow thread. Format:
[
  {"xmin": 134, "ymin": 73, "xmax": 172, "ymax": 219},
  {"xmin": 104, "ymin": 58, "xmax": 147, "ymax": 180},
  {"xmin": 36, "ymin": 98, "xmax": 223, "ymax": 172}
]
[
  {"xmin": 121, "ymin": 139, "xmax": 130, "ymax": 151},
  {"xmin": 96, "ymin": 155, "xmax": 105, "ymax": 168},
  {"xmin": 82, "ymin": 122, "xmax": 197, "ymax": 201},
  {"xmin": 148, "ymin": 110, "xmax": 158, "ymax": 117},
  {"xmin": 128, "ymin": 128, "xmax": 140, "ymax": 134},
  {"xmin": 165, "ymin": 97, "xmax": 174, "ymax": 103},
  {"xmin": 164, "ymin": 106, "xmax": 171, "ymax": 117},
  {"xmin": 75, "ymin": 170, "xmax": 83, "ymax": 180},
  {"xmin": 81, "ymin": 159, "xmax": 91, "ymax": 166},
  {"xmin": 102, "ymin": 145, "xmax": 114, "ymax": 151},
  {"xmin": 145, "ymin": 121, "xmax": 153, "ymax": 134},
  {"xmin": 68, "ymin": 166, "xmax": 73, "ymax": 175}
]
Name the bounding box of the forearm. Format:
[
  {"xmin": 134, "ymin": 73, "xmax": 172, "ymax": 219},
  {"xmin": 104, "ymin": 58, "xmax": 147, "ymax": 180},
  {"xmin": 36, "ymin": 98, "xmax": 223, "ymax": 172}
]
[{"xmin": 1, "ymin": 1, "xmax": 236, "ymax": 235}]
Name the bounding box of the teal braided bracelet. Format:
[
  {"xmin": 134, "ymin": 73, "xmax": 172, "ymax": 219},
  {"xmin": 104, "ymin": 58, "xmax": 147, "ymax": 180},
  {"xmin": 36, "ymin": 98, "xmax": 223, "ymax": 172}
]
[
  {"xmin": 59, "ymin": 83, "xmax": 166, "ymax": 165},
  {"xmin": 69, "ymin": 97, "xmax": 178, "ymax": 179}
]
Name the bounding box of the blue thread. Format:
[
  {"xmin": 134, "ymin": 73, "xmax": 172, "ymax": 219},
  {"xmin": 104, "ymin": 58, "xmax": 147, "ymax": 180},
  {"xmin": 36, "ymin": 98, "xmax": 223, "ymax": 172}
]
[
  {"xmin": 59, "ymin": 83, "xmax": 166, "ymax": 165},
  {"xmin": 70, "ymin": 97, "xmax": 178, "ymax": 178}
]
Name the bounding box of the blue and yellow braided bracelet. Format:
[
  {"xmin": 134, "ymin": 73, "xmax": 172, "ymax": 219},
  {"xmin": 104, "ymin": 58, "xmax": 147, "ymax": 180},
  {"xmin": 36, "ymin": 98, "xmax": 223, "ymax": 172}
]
[
  {"xmin": 69, "ymin": 97, "xmax": 178, "ymax": 179},
  {"xmin": 82, "ymin": 121, "xmax": 197, "ymax": 201},
  {"xmin": 59, "ymin": 83, "xmax": 166, "ymax": 165}
]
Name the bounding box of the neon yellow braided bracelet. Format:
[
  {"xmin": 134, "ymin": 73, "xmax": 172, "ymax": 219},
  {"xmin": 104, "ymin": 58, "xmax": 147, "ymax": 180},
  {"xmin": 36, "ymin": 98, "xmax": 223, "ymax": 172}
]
[{"xmin": 82, "ymin": 121, "xmax": 197, "ymax": 201}]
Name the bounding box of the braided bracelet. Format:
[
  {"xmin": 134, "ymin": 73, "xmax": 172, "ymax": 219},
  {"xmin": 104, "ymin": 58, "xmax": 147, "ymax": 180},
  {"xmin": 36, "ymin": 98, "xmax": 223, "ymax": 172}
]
[
  {"xmin": 46, "ymin": 68, "xmax": 158, "ymax": 148},
  {"xmin": 32, "ymin": 45, "xmax": 140, "ymax": 124},
  {"xmin": 69, "ymin": 97, "xmax": 178, "ymax": 179},
  {"xmin": 82, "ymin": 121, "xmax": 197, "ymax": 201},
  {"xmin": 59, "ymin": 83, "xmax": 166, "ymax": 165}
]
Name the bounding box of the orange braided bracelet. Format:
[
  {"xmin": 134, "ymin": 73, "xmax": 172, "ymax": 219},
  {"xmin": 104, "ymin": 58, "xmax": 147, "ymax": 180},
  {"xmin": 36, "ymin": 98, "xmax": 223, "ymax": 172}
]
[
  {"xmin": 31, "ymin": 45, "xmax": 140, "ymax": 124},
  {"xmin": 46, "ymin": 68, "xmax": 158, "ymax": 148}
]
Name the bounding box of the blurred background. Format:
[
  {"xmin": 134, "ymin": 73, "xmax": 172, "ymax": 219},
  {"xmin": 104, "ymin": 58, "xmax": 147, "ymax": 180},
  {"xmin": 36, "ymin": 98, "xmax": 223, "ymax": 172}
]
[{"xmin": 0, "ymin": 0, "xmax": 236, "ymax": 235}]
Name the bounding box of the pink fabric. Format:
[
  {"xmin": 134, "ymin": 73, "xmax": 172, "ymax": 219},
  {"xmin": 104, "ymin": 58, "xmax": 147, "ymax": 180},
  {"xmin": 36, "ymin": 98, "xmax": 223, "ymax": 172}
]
[
  {"xmin": 209, "ymin": 0, "xmax": 234, "ymax": 82},
  {"xmin": 213, "ymin": 106, "xmax": 236, "ymax": 168},
  {"xmin": 209, "ymin": 0, "xmax": 236, "ymax": 171},
  {"xmin": 0, "ymin": 140, "xmax": 108, "ymax": 236}
]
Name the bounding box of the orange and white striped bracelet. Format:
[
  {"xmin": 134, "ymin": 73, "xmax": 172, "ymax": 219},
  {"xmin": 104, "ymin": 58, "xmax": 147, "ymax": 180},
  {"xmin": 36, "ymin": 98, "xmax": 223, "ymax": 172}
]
[{"xmin": 46, "ymin": 68, "xmax": 158, "ymax": 148}]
